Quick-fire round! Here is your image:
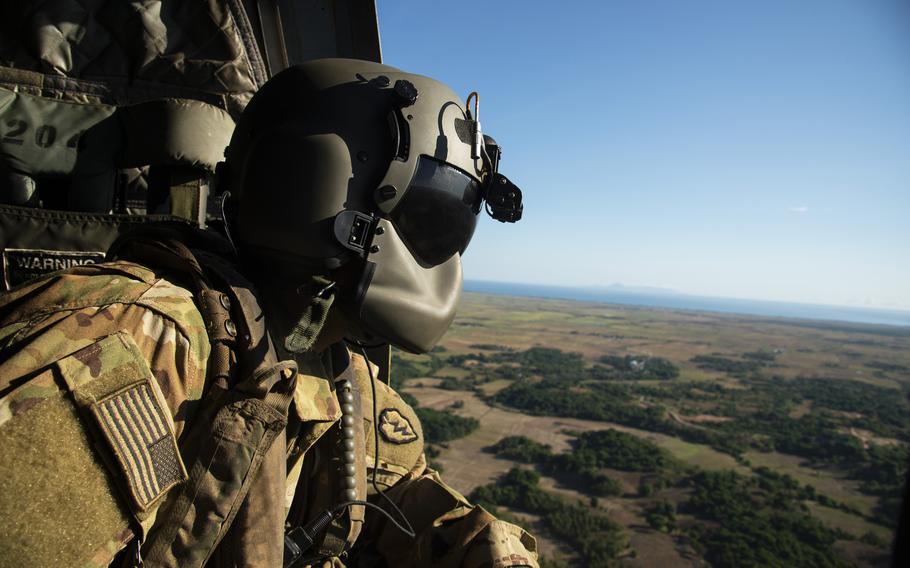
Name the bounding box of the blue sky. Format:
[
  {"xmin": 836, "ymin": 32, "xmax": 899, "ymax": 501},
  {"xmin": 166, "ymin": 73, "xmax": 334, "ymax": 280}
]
[{"xmin": 378, "ymin": 0, "xmax": 910, "ymax": 310}]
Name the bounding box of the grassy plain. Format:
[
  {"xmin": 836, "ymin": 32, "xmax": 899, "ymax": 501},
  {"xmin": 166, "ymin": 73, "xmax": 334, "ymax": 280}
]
[{"xmin": 401, "ymin": 292, "xmax": 910, "ymax": 567}]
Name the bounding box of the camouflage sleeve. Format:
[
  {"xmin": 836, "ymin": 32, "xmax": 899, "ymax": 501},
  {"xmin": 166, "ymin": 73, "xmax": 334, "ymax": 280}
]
[
  {"xmin": 350, "ymin": 354, "xmax": 539, "ymax": 568},
  {"xmin": 0, "ymin": 263, "xmax": 211, "ymax": 567},
  {"xmin": 0, "ymin": 261, "xmax": 211, "ymax": 438}
]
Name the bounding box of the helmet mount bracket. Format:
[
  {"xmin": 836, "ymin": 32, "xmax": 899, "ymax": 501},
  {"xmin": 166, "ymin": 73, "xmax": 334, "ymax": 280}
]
[
  {"xmin": 334, "ymin": 210, "xmax": 379, "ymax": 255},
  {"xmin": 466, "ymin": 92, "xmax": 482, "ymax": 160},
  {"xmin": 478, "ymin": 135, "xmax": 523, "ymax": 223}
]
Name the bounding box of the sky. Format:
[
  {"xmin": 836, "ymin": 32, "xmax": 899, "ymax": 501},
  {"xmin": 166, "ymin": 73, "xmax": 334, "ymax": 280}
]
[{"xmin": 377, "ymin": 0, "xmax": 910, "ymax": 310}]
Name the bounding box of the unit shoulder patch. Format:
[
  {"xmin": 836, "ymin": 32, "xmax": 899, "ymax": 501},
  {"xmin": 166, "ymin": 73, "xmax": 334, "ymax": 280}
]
[{"xmin": 378, "ymin": 408, "xmax": 419, "ymax": 444}]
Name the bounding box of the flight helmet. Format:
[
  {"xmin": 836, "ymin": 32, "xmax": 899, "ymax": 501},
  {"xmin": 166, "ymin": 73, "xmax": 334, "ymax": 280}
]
[{"xmin": 220, "ymin": 59, "xmax": 522, "ymax": 353}]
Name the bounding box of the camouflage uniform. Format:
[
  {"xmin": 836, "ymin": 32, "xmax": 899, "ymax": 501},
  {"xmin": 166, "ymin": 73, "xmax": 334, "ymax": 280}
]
[{"xmin": 0, "ymin": 260, "xmax": 538, "ymax": 568}]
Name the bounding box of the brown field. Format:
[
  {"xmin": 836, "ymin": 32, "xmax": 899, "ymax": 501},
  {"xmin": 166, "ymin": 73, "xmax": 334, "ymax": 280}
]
[
  {"xmin": 406, "ymin": 382, "xmax": 708, "ymax": 566},
  {"xmin": 439, "ymin": 293, "xmax": 910, "ymax": 388},
  {"xmin": 403, "ymin": 292, "xmax": 910, "ymax": 566},
  {"xmin": 408, "ymin": 381, "xmax": 746, "ymax": 486}
]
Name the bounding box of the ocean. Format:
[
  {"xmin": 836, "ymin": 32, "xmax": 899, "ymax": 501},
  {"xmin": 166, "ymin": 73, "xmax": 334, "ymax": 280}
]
[{"xmin": 463, "ymin": 281, "xmax": 910, "ymax": 328}]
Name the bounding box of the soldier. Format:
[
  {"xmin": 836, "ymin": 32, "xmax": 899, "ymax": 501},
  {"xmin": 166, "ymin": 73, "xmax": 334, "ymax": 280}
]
[{"xmin": 0, "ymin": 59, "xmax": 534, "ymax": 567}]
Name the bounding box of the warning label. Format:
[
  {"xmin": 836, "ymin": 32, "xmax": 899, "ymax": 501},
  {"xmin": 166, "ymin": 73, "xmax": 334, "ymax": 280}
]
[{"xmin": 2, "ymin": 248, "xmax": 105, "ymax": 289}]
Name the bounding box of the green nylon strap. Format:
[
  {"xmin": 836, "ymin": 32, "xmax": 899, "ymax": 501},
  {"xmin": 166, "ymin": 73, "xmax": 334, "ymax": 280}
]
[
  {"xmin": 284, "ymin": 276, "xmax": 336, "ymax": 354},
  {"xmin": 111, "ymin": 226, "xmax": 297, "ymax": 568},
  {"xmin": 109, "ymin": 227, "xmax": 295, "ymax": 567}
]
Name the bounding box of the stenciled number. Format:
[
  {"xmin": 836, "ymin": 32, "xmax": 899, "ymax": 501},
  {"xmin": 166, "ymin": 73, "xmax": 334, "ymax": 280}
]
[
  {"xmin": 34, "ymin": 124, "xmax": 56, "ymax": 148},
  {"xmin": 66, "ymin": 130, "xmax": 84, "ymax": 148},
  {"xmin": 2, "ymin": 120, "xmax": 78, "ymax": 149},
  {"xmin": 2, "ymin": 119, "xmax": 27, "ymax": 145}
]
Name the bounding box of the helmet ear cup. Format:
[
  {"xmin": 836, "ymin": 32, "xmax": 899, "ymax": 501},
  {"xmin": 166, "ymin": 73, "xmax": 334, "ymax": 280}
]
[{"xmin": 234, "ymin": 131, "xmax": 353, "ymax": 267}]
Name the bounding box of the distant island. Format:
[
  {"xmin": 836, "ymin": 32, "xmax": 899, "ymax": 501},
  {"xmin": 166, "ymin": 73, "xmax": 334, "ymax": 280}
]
[{"xmin": 464, "ymin": 280, "xmax": 910, "ymax": 328}]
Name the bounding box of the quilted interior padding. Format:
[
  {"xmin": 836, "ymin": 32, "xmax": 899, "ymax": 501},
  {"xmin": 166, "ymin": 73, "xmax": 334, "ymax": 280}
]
[{"xmin": 0, "ymin": 0, "xmax": 266, "ymax": 117}]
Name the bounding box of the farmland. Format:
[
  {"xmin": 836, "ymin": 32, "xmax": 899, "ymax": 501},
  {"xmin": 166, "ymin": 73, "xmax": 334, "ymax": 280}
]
[{"xmin": 397, "ymin": 292, "xmax": 910, "ymax": 567}]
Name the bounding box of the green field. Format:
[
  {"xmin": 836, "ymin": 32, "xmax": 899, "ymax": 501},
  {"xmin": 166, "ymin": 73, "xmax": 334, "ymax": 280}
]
[{"xmin": 400, "ymin": 292, "xmax": 908, "ymax": 567}]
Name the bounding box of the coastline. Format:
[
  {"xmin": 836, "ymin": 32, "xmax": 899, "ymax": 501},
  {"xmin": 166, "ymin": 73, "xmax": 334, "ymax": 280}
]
[{"xmin": 464, "ymin": 280, "xmax": 910, "ymax": 329}]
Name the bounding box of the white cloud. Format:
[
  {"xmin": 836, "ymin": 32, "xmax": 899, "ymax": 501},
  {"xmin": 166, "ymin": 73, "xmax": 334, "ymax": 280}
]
[{"xmin": 788, "ymin": 206, "xmax": 809, "ymax": 213}]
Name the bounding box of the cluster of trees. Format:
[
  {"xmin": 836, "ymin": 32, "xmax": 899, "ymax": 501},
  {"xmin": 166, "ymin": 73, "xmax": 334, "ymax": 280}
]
[
  {"xmin": 865, "ymin": 360, "xmax": 909, "ymax": 373},
  {"xmin": 681, "ymin": 470, "xmax": 852, "ymax": 568},
  {"xmin": 470, "ymin": 468, "xmax": 628, "ymax": 566},
  {"xmin": 561, "ymin": 429, "xmax": 677, "ymax": 473},
  {"xmin": 628, "ymin": 379, "xmax": 730, "ymax": 404},
  {"xmin": 492, "ymin": 381, "xmax": 746, "ymax": 456},
  {"xmin": 485, "ymin": 434, "xmax": 887, "ymax": 562},
  {"xmin": 753, "ymin": 466, "xmax": 821, "ymax": 511},
  {"xmin": 437, "ymin": 377, "xmax": 474, "ymax": 391},
  {"xmin": 584, "ymin": 471, "xmax": 624, "ymax": 498},
  {"xmin": 397, "ymin": 344, "xmax": 909, "ymax": 536},
  {"xmin": 645, "ymin": 500, "xmax": 677, "ymax": 533},
  {"xmin": 487, "ymin": 435, "xmax": 624, "ymax": 496},
  {"xmin": 490, "ymin": 347, "xmax": 587, "ymax": 382},
  {"xmin": 402, "ymin": 344, "xmax": 686, "ymax": 391},
  {"xmin": 652, "ymin": 373, "xmax": 910, "ymax": 450},
  {"xmin": 708, "ymin": 376, "xmax": 909, "ymax": 524},
  {"xmin": 711, "ymin": 421, "xmax": 906, "ymax": 528},
  {"xmin": 491, "ymin": 357, "xmax": 908, "ymax": 504},
  {"xmin": 414, "ymin": 407, "xmax": 479, "ymax": 444},
  {"xmin": 851, "ymin": 444, "xmax": 908, "ymax": 526},
  {"xmin": 444, "ymin": 352, "xmax": 490, "ymax": 367},
  {"xmin": 742, "ymin": 350, "xmax": 778, "ymax": 362},
  {"xmin": 487, "ymin": 430, "xmax": 679, "ymax": 498},
  {"xmin": 488, "ymin": 435, "xmax": 553, "ymax": 463},
  {"xmin": 596, "ymin": 355, "xmax": 680, "ymax": 380},
  {"xmin": 786, "ymin": 377, "xmax": 909, "ymax": 441},
  {"xmin": 469, "ymin": 343, "xmax": 512, "ymax": 351},
  {"xmin": 390, "ymin": 353, "xmax": 445, "ymax": 388},
  {"xmin": 724, "ymin": 411, "xmax": 864, "ymax": 464},
  {"xmin": 751, "ymin": 466, "xmax": 861, "ymax": 516},
  {"xmin": 480, "ymin": 346, "xmax": 682, "ymax": 383},
  {"xmin": 493, "ymin": 380, "xmax": 645, "ymax": 423}
]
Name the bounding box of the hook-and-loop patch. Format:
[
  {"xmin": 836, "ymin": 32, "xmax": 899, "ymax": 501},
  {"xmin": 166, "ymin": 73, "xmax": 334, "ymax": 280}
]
[
  {"xmin": 59, "ymin": 332, "xmax": 188, "ymax": 513},
  {"xmin": 91, "ymin": 383, "xmax": 185, "ymax": 509},
  {"xmin": 378, "ymin": 408, "xmax": 419, "ymax": 444}
]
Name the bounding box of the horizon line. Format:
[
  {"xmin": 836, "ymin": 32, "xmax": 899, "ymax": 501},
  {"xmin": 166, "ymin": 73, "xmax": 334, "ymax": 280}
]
[{"xmin": 463, "ymin": 278, "xmax": 910, "ymax": 316}]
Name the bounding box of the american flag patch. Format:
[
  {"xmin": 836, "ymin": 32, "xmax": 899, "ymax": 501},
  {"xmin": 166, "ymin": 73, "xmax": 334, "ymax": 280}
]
[{"xmin": 91, "ymin": 383, "xmax": 187, "ymax": 510}]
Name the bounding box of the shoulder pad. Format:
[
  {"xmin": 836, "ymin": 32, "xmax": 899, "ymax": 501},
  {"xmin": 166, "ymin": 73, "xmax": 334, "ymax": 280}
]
[
  {"xmin": 351, "ymin": 352, "xmax": 424, "ymax": 486},
  {"xmin": 0, "ymin": 261, "xmax": 155, "ymax": 324}
]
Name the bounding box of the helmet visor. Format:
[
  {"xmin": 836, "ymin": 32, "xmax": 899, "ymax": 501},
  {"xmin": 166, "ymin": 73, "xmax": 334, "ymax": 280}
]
[{"xmin": 390, "ymin": 156, "xmax": 481, "ymax": 267}]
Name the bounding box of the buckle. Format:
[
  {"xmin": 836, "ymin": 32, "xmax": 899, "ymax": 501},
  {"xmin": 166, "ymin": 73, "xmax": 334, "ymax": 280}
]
[{"xmin": 283, "ymin": 527, "xmax": 309, "ymax": 568}]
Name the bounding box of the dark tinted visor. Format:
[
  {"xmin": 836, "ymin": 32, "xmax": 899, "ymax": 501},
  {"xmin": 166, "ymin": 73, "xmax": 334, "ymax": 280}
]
[{"xmin": 391, "ymin": 156, "xmax": 481, "ymax": 267}]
